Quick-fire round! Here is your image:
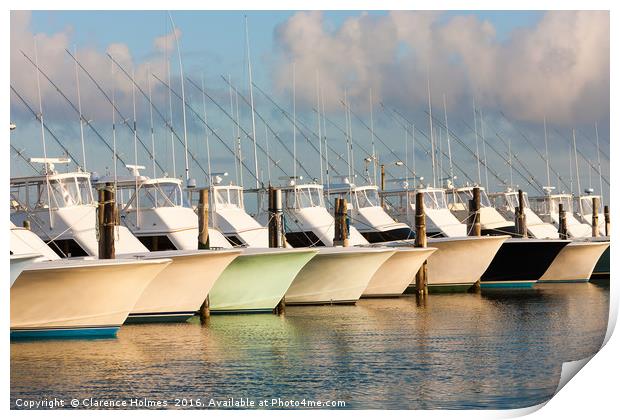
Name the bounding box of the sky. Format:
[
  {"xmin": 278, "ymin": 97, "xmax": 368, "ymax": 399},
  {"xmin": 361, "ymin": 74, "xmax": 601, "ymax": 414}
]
[{"xmin": 9, "ymin": 10, "xmax": 610, "ymax": 207}]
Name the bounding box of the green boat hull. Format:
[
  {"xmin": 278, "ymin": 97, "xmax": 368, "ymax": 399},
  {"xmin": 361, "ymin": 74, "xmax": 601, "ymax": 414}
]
[{"xmin": 208, "ymin": 250, "xmax": 316, "ymax": 313}]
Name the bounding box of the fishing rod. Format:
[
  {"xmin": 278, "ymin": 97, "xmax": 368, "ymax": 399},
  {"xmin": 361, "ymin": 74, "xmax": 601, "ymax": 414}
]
[
  {"xmin": 383, "ymin": 103, "xmax": 475, "ymax": 185},
  {"xmin": 19, "ymin": 50, "xmax": 130, "ymax": 170},
  {"xmin": 219, "ymin": 75, "xmax": 314, "ymax": 180},
  {"xmin": 185, "ymin": 76, "xmax": 291, "ymax": 182},
  {"xmin": 151, "ymin": 73, "xmax": 261, "ymax": 184},
  {"xmin": 105, "ymin": 52, "xmax": 209, "ymax": 178},
  {"xmin": 63, "ymin": 49, "xmax": 166, "ymax": 174},
  {"xmin": 340, "ymin": 98, "xmax": 419, "ymax": 181},
  {"xmin": 252, "ymin": 82, "xmax": 362, "ymax": 180},
  {"xmin": 316, "ymin": 104, "xmax": 388, "ymax": 181},
  {"xmin": 457, "ymin": 117, "xmax": 545, "ymax": 194},
  {"xmin": 552, "ymin": 127, "xmax": 610, "ymax": 187},
  {"xmin": 10, "ymin": 85, "xmax": 82, "ymax": 166}
]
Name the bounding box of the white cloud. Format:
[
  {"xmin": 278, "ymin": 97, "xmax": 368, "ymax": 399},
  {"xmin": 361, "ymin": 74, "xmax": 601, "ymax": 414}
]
[{"xmin": 272, "ymin": 11, "xmax": 609, "ymax": 125}]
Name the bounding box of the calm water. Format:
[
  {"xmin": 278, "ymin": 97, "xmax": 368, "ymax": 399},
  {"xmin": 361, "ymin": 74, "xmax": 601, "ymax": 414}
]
[{"xmin": 11, "ymin": 283, "xmax": 609, "ymax": 410}]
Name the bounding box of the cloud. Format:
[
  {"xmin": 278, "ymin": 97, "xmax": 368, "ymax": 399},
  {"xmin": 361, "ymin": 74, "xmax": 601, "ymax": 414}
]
[
  {"xmin": 154, "ymin": 28, "xmax": 182, "ymax": 53},
  {"xmin": 272, "ymin": 11, "xmax": 609, "ymax": 125},
  {"xmin": 10, "ymin": 11, "xmax": 175, "ymax": 125}
]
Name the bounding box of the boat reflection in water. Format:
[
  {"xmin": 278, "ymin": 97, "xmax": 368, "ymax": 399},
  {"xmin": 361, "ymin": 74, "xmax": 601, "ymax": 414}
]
[{"xmin": 11, "ymin": 283, "xmax": 608, "ymax": 409}]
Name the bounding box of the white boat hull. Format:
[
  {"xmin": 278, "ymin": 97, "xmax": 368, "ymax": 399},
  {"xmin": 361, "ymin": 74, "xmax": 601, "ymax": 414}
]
[
  {"xmin": 11, "ymin": 258, "xmax": 171, "ymax": 338},
  {"xmin": 119, "ymin": 250, "xmax": 241, "ymax": 322},
  {"xmin": 286, "ymin": 248, "xmax": 395, "ymax": 304},
  {"xmin": 362, "ymin": 247, "xmax": 437, "ymax": 297},
  {"xmin": 539, "ymin": 241, "xmax": 610, "ymax": 282},
  {"xmin": 426, "ymin": 236, "xmax": 508, "ymax": 292}
]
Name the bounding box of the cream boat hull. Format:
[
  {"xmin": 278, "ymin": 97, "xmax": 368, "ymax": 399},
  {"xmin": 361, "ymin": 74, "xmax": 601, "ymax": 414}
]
[
  {"xmin": 426, "ymin": 236, "xmax": 509, "ymax": 292},
  {"xmin": 10, "ymin": 253, "xmax": 40, "ymax": 287},
  {"xmin": 209, "ymin": 248, "xmax": 317, "ymax": 313},
  {"xmin": 118, "ymin": 249, "xmax": 241, "ymax": 322},
  {"xmin": 539, "ymin": 241, "xmax": 610, "ymax": 282},
  {"xmin": 11, "ymin": 258, "xmax": 171, "ymax": 338},
  {"xmin": 362, "ymin": 247, "xmax": 437, "ymax": 297},
  {"xmin": 285, "ymin": 248, "xmax": 395, "ymax": 305}
]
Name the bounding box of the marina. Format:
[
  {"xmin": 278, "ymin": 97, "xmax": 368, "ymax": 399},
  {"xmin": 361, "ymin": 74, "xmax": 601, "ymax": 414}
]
[{"xmin": 9, "ymin": 9, "xmax": 611, "ymax": 411}]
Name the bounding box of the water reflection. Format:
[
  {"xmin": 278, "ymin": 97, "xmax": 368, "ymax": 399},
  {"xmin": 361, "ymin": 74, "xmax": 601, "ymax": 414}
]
[{"xmin": 11, "ymin": 283, "xmax": 608, "ymax": 409}]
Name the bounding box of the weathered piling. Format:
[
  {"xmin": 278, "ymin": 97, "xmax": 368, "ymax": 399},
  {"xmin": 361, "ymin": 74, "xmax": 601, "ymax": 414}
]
[
  {"xmin": 604, "ymin": 205, "xmax": 610, "ymax": 237},
  {"xmin": 97, "ymin": 182, "xmax": 115, "ymax": 259},
  {"xmin": 273, "ymin": 298, "xmax": 286, "ymax": 316},
  {"xmin": 334, "ymin": 197, "xmax": 349, "ymax": 247},
  {"xmin": 199, "ymin": 296, "xmax": 210, "ymax": 324},
  {"xmin": 414, "ymin": 192, "xmax": 428, "ymax": 295},
  {"xmin": 468, "ymin": 187, "xmax": 482, "ymax": 236},
  {"xmin": 558, "ymin": 204, "xmax": 568, "ymax": 240},
  {"xmin": 268, "ymin": 187, "xmax": 284, "ymax": 248},
  {"xmin": 22, "ymin": 220, "xmax": 30, "ymax": 230},
  {"xmin": 592, "ymin": 197, "xmax": 600, "ymax": 237},
  {"xmin": 198, "ymin": 188, "xmax": 210, "ymax": 249},
  {"xmin": 515, "ymin": 189, "xmax": 527, "ymax": 238}
]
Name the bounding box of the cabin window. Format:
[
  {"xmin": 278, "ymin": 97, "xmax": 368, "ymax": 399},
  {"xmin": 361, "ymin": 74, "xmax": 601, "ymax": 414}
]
[
  {"xmin": 46, "ymin": 239, "xmax": 88, "ymax": 258},
  {"xmin": 423, "ymin": 191, "xmax": 448, "ymax": 210},
  {"xmin": 214, "ymin": 188, "xmax": 243, "ymax": 209},
  {"xmin": 579, "ymin": 197, "xmax": 594, "ymax": 215},
  {"xmin": 136, "ymin": 235, "xmax": 178, "ymax": 251},
  {"xmin": 356, "ymin": 189, "xmax": 380, "ymax": 208}
]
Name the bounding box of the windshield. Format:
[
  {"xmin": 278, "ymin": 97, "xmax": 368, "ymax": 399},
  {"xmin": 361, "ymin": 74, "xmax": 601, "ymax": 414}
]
[
  {"xmin": 286, "ymin": 186, "xmax": 324, "ymax": 209},
  {"xmin": 422, "ymin": 190, "xmax": 447, "ymax": 210},
  {"xmin": 356, "ymin": 188, "xmax": 380, "ymax": 208},
  {"xmin": 214, "ymin": 187, "xmax": 243, "ymax": 209},
  {"xmin": 549, "ymin": 196, "xmax": 572, "ymax": 214}
]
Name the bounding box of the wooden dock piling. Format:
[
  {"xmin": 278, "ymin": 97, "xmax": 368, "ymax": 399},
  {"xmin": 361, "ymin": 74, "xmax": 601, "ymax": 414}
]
[
  {"xmin": 334, "ymin": 197, "xmax": 349, "ymax": 247},
  {"xmin": 22, "ymin": 220, "xmax": 30, "ymax": 230},
  {"xmin": 468, "ymin": 187, "xmax": 481, "ymax": 236},
  {"xmin": 199, "ymin": 296, "xmax": 210, "ymax": 324},
  {"xmin": 592, "ymin": 197, "xmax": 600, "ymax": 237},
  {"xmin": 97, "ymin": 182, "xmax": 115, "ymax": 259},
  {"xmin": 414, "ymin": 192, "xmax": 428, "ymax": 295},
  {"xmin": 268, "ymin": 187, "xmax": 284, "ymax": 248},
  {"xmin": 198, "ymin": 189, "xmax": 210, "ymax": 249},
  {"xmin": 558, "ymin": 203, "xmax": 568, "ymax": 240},
  {"xmin": 515, "ymin": 189, "xmax": 527, "ymax": 238},
  {"xmin": 604, "ymin": 205, "xmax": 610, "ymax": 237}
]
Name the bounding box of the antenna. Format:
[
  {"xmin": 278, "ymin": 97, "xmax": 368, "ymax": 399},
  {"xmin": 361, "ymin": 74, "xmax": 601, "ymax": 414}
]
[
  {"xmin": 479, "ymin": 109, "xmax": 489, "ymax": 191},
  {"xmin": 234, "ymin": 86, "xmax": 244, "ymax": 187},
  {"xmin": 147, "ymin": 63, "xmax": 156, "ymax": 178},
  {"xmin": 73, "ymin": 45, "xmax": 87, "ymax": 171},
  {"xmin": 245, "ymin": 16, "xmax": 259, "ymax": 189},
  {"xmin": 293, "ymin": 62, "xmax": 297, "ymax": 183},
  {"xmin": 321, "ymin": 83, "xmax": 330, "ymax": 192},
  {"xmin": 426, "ymin": 70, "xmax": 436, "ymax": 187},
  {"xmin": 573, "ymin": 128, "xmax": 581, "ymax": 196},
  {"xmin": 316, "ymin": 70, "xmax": 324, "ymax": 185},
  {"xmin": 33, "ymin": 39, "xmax": 53, "ymax": 226},
  {"xmin": 543, "ymin": 116, "xmax": 551, "ymax": 188},
  {"xmin": 369, "ymin": 88, "xmax": 377, "ymax": 185},
  {"xmin": 472, "ymin": 96, "xmax": 481, "ymax": 185},
  {"xmin": 168, "ymin": 12, "xmax": 190, "ymax": 185},
  {"xmin": 443, "ymin": 94, "xmax": 454, "ymax": 183},
  {"xmin": 595, "ymin": 122, "xmax": 604, "ymax": 205},
  {"xmin": 228, "ymin": 74, "xmax": 239, "ymax": 184},
  {"xmin": 166, "ymin": 56, "xmax": 177, "ymax": 177},
  {"xmin": 200, "ymin": 74, "xmax": 213, "ymax": 183}
]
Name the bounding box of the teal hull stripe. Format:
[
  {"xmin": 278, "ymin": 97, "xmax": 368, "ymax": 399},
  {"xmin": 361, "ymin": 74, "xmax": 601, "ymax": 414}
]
[{"xmin": 11, "ymin": 326, "xmax": 119, "ymax": 340}]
